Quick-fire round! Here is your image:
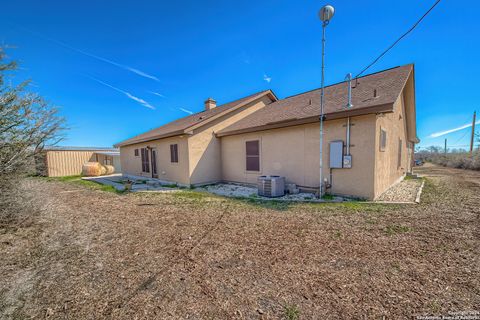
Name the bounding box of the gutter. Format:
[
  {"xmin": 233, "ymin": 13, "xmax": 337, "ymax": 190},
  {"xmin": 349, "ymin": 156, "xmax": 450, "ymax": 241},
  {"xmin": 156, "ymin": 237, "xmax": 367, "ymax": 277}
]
[{"xmin": 114, "ymin": 130, "xmax": 191, "ymax": 148}]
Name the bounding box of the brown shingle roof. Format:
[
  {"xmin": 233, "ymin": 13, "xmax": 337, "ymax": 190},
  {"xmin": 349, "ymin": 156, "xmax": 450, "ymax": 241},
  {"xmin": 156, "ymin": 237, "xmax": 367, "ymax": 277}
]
[
  {"xmin": 217, "ymin": 64, "xmax": 413, "ymax": 137},
  {"xmin": 115, "ymin": 90, "xmax": 275, "ymax": 147}
]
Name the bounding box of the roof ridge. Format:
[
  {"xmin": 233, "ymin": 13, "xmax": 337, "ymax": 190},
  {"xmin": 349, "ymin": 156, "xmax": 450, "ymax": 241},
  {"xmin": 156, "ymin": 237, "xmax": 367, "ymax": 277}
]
[{"xmin": 283, "ymin": 64, "xmax": 412, "ymax": 100}]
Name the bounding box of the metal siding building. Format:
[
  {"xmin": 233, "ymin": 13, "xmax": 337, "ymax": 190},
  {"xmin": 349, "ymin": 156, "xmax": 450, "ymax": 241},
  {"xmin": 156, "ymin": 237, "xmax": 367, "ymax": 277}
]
[{"xmin": 38, "ymin": 147, "xmax": 121, "ymax": 177}]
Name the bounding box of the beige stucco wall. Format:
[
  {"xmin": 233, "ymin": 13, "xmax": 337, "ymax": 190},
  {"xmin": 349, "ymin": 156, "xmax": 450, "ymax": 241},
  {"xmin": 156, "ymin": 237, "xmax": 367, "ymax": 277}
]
[
  {"xmin": 119, "ymin": 95, "xmax": 273, "ymax": 186},
  {"xmin": 220, "ymin": 114, "xmax": 377, "ymax": 199},
  {"xmin": 374, "ymin": 81, "xmax": 414, "ymax": 198},
  {"xmin": 119, "ymin": 136, "xmax": 190, "ymax": 184},
  {"xmin": 188, "ymin": 95, "xmax": 273, "ymax": 185}
]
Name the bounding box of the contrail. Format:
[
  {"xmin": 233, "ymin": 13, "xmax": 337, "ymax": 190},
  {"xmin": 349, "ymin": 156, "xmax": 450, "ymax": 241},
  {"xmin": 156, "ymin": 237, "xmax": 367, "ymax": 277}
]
[
  {"xmin": 179, "ymin": 107, "xmax": 193, "ymax": 114},
  {"xmin": 148, "ymin": 91, "xmax": 165, "ymax": 98},
  {"xmin": 429, "ymin": 120, "xmax": 480, "ymax": 138},
  {"xmin": 87, "ymin": 76, "xmax": 155, "ymax": 110},
  {"xmin": 15, "ymin": 25, "xmax": 160, "ymax": 82}
]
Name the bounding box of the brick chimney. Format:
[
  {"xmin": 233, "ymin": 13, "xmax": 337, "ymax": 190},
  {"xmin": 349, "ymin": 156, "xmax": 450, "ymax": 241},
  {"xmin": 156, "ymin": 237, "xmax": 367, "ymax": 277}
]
[{"xmin": 204, "ymin": 98, "xmax": 216, "ymax": 111}]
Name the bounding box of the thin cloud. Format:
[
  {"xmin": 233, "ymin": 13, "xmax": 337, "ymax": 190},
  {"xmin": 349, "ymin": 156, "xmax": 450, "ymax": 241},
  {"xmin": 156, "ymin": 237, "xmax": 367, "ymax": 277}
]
[
  {"xmin": 148, "ymin": 91, "xmax": 165, "ymax": 98},
  {"xmin": 87, "ymin": 76, "xmax": 155, "ymax": 110},
  {"xmin": 179, "ymin": 107, "xmax": 193, "ymax": 115},
  {"xmin": 16, "ymin": 25, "xmax": 160, "ymax": 82},
  {"xmin": 429, "ymin": 120, "xmax": 480, "ymax": 138},
  {"xmin": 263, "ymin": 73, "xmax": 272, "ymax": 83}
]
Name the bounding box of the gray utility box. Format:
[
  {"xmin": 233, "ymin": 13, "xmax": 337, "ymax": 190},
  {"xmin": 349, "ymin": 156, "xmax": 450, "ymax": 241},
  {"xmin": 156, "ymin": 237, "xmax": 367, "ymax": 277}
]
[
  {"xmin": 329, "ymin": 141, "xmax": 344, "ymax": 169},
  {"xmin": 258, "ymin": 175, "xmax": 285, "ymax": 197}
]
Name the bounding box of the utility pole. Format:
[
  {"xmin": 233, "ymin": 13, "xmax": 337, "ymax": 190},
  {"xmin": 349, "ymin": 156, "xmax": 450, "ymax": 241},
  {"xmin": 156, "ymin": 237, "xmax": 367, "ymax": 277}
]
[
  {"xmin": 470, "ymin": 111, "xmax": 476, "ymax": 155},
  {"xmin": 444, "ymin": 138, "xmax": 447, "ymax": 154}
]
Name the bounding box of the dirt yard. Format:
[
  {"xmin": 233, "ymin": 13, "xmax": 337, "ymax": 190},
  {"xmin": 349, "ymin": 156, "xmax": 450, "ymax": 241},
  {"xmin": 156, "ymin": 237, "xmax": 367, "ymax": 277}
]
[{"xmin": 1, "ymin": 164, "xmax": 479, "ymax": 319}]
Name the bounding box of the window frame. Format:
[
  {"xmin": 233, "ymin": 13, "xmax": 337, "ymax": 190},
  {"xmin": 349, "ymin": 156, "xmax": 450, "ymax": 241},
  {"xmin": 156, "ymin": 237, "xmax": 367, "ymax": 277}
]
[
  {"xmin": 134, "ymin": 149, "xmax": 139, "ymax": 157},
  {"xmin": 397, "ymin": 138, "xmax": 403, "ymax": 169},
  {"xmin": 380, "ymin": 128, "xmax": 387, "ymax": 152},
  {"xmin": 141, "ymin": 148, "xmax": 150, "ymax": 173},
  {"xmin": 104, "ymin": 156, "xmax": 113, "ymax": 166},
  {"xmin": 245, "ymin": 140, "xmax": 260, "ymax": 172},
  {"xmin": 170, "ymin": 144, "xmax": 179, "ymax": 163}
]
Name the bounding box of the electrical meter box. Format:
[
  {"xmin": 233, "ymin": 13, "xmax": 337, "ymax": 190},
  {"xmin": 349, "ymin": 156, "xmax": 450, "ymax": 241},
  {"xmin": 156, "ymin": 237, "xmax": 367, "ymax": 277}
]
[
  {"xmin": 343, "ymin": 155, "xmax": 352, "ymax": 168},
  {"xmin": 329, "ymin": 141, "xmax": 344, "ymax": 169}
]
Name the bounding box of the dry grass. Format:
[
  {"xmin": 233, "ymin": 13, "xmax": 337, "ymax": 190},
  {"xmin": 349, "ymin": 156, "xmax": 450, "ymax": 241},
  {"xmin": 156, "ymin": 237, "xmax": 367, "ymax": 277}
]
[{"xmin": 1, "ymin": 165, "xmax": 479, "ymax": 319}]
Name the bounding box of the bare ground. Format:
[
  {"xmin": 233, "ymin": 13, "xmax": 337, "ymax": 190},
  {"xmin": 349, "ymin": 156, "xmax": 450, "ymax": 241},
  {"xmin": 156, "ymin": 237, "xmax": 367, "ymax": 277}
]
[{"xmin": 1, "ymin": 165, "xmax": 479, "ymax": 319}]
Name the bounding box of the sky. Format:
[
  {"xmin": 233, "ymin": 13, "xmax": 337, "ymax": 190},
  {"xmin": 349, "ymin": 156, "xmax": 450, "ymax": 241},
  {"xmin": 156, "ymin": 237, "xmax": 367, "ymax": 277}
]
[{"xmin": 1, "ymin": 0, "xmax": 479, "ymax": 150}]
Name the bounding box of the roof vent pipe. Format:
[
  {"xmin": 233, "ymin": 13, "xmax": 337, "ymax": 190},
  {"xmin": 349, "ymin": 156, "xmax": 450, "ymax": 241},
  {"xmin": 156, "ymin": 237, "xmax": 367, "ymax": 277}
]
[
  {"xmin": 345, "ymin": 73, "xmax": 353, "ymax": 156},
  {"xmin": 345, "ymin": 73, "xmax": 353, "ymax": 108}
]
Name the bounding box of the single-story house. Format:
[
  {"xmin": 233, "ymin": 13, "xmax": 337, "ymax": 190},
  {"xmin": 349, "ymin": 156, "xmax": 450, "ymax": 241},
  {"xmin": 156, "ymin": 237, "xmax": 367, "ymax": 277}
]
[
  {"xmin": 36, "ymin": 146, "xmax": 121, "ymax": 177},
  {"xmin": 115, "ymin": 64, "xmax": 417, "ymax": 199}
]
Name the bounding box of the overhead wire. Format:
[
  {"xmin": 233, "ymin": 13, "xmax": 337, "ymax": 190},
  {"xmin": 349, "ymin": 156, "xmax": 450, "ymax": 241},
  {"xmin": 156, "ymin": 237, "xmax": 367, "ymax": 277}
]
[{"xmin": 355, "ymin": 0, "xmax": 442, "ymax": 78}]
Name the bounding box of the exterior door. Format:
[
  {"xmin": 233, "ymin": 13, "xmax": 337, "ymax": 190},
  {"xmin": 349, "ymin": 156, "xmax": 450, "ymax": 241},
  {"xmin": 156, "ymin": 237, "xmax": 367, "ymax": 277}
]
[{"xmin": 151, "ymin": 148, "xmax": 158, "ymax": 178}]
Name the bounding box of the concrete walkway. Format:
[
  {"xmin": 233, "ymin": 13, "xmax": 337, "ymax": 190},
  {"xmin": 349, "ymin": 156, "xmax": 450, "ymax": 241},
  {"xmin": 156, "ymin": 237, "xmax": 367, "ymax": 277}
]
[{"xmin": 82, "ymin": 174, "xmax": 179, "ymax": 192}]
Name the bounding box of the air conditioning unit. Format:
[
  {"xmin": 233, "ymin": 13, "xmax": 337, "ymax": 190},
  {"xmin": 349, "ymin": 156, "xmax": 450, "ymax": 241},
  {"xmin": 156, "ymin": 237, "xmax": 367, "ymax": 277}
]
[{"xmin": 257, "ymin": 175, "xmax": 285, "ymax": 197}]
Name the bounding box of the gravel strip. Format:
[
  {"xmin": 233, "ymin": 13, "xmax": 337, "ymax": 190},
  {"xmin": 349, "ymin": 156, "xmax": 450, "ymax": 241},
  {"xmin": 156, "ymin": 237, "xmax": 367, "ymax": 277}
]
[
  {"xmin": 198, "ymin": 183, "xmax": 345, "ymax": 201},
  {"xmin": 376, "ymin": 178, "xmax": 423, "ymax": 202}
]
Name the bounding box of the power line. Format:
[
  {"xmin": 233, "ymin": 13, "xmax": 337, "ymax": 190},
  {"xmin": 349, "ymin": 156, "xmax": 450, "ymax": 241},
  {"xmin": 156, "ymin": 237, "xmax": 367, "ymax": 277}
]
[
  {"xmin": 355, "ymin": 0, "xmax": 442, "ymax": 78},
  {"xmin": 453, "ymin": 128, "xmax": 470, "ymax": 145}
]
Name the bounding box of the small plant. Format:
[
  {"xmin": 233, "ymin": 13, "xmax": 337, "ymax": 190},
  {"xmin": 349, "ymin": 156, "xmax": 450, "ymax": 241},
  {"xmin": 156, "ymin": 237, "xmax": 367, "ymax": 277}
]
[
  {"xmin": 391, "ymin": 262, "xmax": 401, "ymax": 272},
  {"xmin": 334, "ymin": 230, "xmax": 342, "ymax": 238},
  {"xmin": 322, "ymin": 194, "xmax": 334, "ymax": 200},
  {"xmin": 384, "ymin": 224, "xmax": 411, "ymax": 235},
  {"xmin": 124, "ymin": 179, "xmax": 133, "ymax": 191},
  {"xmin": 284, "ymin": 304, "xmax": 300, "ymax": 320}
]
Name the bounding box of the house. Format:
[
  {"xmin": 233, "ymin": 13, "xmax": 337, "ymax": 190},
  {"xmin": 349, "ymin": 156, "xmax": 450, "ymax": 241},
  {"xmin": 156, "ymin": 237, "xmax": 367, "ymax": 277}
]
[
  {"xmin": 36, "ymin": 146, "xmax": 121, "ymax": 177},
  {"xmin": 115, "ymin": 64, "xmax": 417, "ymax": 199}
]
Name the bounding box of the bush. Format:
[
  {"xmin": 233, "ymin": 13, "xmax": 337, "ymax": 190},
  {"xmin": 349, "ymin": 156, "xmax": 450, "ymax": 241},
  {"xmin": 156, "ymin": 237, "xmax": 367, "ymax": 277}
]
[{"xmin": 417, "ymin": 150, "xmax": 480, "ymax": 171}]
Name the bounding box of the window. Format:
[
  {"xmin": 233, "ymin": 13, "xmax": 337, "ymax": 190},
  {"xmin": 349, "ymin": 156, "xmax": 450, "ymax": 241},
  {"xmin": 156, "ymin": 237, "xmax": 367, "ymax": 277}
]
[
  {"xmin": 141, "ymin": 148, "xmax": 150, "ymax": 173},
  {"xmin": 134, "ymin": 149, "xmax": 139, "ymax": 157},
  {"xmin": 246, "ymin": 140, "xmax": 260, "ymax": 171},
  {"xmin": 104, "ymin": 156, "xmax": 113, "ymax": 166},
  {"xmin": 380, "ymin": 128, "xmax": 387, "ymax": 152},
  {"xmin": 398, "ymin": 139, "xmax": 403, "ymax": 169},
  {"xmin": 170, "ymin": 144, "xmax": 178, "ymax": 163}
]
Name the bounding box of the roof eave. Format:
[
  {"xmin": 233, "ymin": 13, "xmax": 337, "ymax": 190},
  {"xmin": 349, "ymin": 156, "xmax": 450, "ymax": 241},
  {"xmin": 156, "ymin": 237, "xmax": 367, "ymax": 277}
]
[
  {"xmin": 114, "ymin": 130, "xmax": 191, "ymax": 148},
  {"xmin": 216, "ymin": 103, "xmax": 394, "ymax": 137}
]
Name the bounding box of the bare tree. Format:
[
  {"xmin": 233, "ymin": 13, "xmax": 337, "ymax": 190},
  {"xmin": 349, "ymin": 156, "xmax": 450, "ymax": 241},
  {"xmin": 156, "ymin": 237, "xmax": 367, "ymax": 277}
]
[
  {"xmin": 0, "ymin": 47, "xmax": 64, "ymax": 227},
  {"xmin": 0, "ymin": 47, "xmax": 64, "ymax": 178}
]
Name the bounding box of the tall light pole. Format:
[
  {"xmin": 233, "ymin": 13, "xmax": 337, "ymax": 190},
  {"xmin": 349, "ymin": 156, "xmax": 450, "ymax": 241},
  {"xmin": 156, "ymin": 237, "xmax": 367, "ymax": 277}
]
[{"xmin": 318, "ymin": 4, "xmax": 335, "ymax": 197}]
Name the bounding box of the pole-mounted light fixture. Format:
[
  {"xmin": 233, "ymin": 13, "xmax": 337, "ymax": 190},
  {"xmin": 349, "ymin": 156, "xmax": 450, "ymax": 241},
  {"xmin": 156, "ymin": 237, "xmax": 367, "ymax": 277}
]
[
  {"xmin": 318, "ymin": 5, "xmax": 335, "ymax": 24},
  {"xmin": 318, "ymin": 4, "xmax": 335, "ymax": 198}
]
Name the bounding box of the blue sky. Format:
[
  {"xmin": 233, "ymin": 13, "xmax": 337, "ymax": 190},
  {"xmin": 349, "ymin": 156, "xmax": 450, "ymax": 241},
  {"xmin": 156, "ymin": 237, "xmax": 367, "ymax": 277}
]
[{"xmin": 1, "ymin": 0, "xmax": 479, "ymax": 149}]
